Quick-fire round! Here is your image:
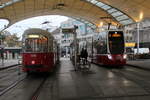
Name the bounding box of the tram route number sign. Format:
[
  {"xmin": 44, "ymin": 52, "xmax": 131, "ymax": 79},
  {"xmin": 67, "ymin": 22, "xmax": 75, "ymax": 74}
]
[{"xmin": 62, "ymin": 28, "xmax": 75, "ymax": 34}]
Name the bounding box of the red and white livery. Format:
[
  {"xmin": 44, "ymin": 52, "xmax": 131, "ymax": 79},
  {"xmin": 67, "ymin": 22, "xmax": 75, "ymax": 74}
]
[
  {"xmin": 92, "ymin": 30, "xmax": 126, "ymax": 66},
  {"xmin": 22, "ymin": 28, "xmax": 59, "ymax": 73}
]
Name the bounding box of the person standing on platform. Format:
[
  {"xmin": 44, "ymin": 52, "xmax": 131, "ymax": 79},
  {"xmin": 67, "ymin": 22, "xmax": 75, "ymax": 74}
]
[{"xmin": 80, "ymin": 48, "xmax": 88, "ymax": 64}]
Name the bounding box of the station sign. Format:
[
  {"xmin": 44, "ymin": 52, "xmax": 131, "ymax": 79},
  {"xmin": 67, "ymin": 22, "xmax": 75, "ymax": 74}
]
[
  {"xmin": 125, "ymin": 42, "xmax": 136, "ymax": 47},
  {"xmin": 62, "ymin": 28, "xmax": 75, "ymax": 34},
  {"xmin": 28, "ymin": 35, "xmax": 39, "ymax": 38}
]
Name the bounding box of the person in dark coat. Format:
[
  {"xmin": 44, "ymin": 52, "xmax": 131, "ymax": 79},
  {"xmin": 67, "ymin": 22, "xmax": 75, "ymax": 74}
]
[
  {"xmin": 80, "ymin": 48, "xmax": 84, "ymax": 58},
  {"xmin": 80, "ymin": 48, "xmax": 88, "ymax": 64}
]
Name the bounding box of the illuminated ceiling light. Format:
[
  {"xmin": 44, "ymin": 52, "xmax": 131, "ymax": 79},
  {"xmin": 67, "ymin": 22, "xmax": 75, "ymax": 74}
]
[
  {"xmin": 135, "ymin": 19, "xmax": 139, "ymax": 23},
  {"xmin": 98, "ymin": 22, "xmax": 103, "ymax": 27},
  {"xmin": 136, "ymin": 12, "xmax": 144, "ymax": 22},
  {"xmin": 139, "ymin": 12, "xmax": 143, "ymax": 21}
]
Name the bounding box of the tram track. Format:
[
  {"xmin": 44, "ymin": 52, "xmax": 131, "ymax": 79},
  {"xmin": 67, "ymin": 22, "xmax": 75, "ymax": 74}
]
[
  {"xmin": 93, "ymin": 64, "xmax": 150, "ymax": 98},
  {"xmin": 58, "ymin": 93, "xmax": 150, "ymax": 100},
  {"xmin": 0, "ymin": 73, "xmax": 48, "ymax": 100},
  {"xmin": 31, "ymin": 77, "xmax": 48, "ymax": 100},
  {"xmin": 0, "ymin": 64, "xmax": 20, "ymax": 71},
  {"xmin": 124, "ymin": 65, "xmax": 150, "ymax": 78},
  {"xmin": 110, "ymin": 66, "xmax": 150, "ymax": 94},
  {"xmin": 126, "ymin": 64, "xmax": 150, "ymax": 71},
  {"xmin": 113, "ymin": 71, "xmax": 150, "ymax": 93},
  {"xmin": 0, "ymin": 74, "xmax": 26, "ymax": 96},
  {"xmin": 0, "ymin": 64, "xmax": 27, "ymax": 97}
]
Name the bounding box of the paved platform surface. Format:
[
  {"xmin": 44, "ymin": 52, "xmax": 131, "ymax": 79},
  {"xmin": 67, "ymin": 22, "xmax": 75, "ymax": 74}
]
[
  {"xmin": 1, "ymin": 58, "xmax": 150, "ymax": 100},
  {"xmin": 0, "ymin": 59, "xmax": 19, "ymax": 70},
  {"xmin": 127, "ymin": 59, "xmax": 150, "ymax": 70},
  {"xmin": 37, "ymin": 58, "xmax": 150, "ymax": 100},
  {"xmin": 61, "ymin": 57, "xmax": 150, "ymax": 70}
]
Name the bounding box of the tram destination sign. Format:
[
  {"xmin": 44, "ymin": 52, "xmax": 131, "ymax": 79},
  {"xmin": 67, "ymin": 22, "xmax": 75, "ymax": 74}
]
[{"xmin": 62, "ymin": 28, "xmax": 75, "ymax": 34}]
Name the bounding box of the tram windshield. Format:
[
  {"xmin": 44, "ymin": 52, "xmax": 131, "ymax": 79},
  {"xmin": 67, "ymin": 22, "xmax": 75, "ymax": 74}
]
[
  {"xmin": 108, "ymin": 31, "xmax": 124, "ymax": 54},
  {"xmin": 24, "ymin": 35, "xmax": 48, "ymax": 52}
]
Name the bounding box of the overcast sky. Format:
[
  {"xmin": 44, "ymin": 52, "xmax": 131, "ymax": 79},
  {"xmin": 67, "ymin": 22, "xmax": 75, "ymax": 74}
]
[{"xmin": 0, "ymin": 15, "xmax": 68, "ymax": 38}]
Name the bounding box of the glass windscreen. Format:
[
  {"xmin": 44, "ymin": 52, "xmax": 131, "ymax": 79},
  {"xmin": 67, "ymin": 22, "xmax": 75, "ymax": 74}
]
[
  {"xmin": 108, "ymin": 31, "xmax": 124, "ymax": 54},
  {"xmin": 25, "ymin": 35, "xmax": 48, "ymax": 52}
]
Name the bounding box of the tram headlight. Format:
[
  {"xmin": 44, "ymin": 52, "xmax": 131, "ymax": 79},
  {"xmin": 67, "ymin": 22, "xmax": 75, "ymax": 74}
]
[
  {"xmin": 31, "ymin": 61, "xmax": 35, "ymax": 64},
  {"xmin": 108, "ymin": 55, "xmax": 112, "ymax": 59},
  {"xmin": 18, "ymin": 60, "xmax": 22, "ymax": 64},
  {"xmin": 123, "ymin": 54, "xmax": 127, "ymax": 59}
]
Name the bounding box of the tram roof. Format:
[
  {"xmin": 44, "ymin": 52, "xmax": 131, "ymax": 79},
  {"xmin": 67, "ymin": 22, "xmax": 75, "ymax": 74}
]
[
  {"xmin": 0, "ymin": 0, "xmax": 149, "ymax": 28},
  {"xmin": 23, "ymin": 28, "xmax": 53, "ymax": 38}
]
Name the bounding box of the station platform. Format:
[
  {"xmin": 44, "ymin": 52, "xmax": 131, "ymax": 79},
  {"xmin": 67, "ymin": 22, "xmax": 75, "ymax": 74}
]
[
  {"xmin": 37, "ymin": 58, "xmax": 150, "ymax": 100},
  {"xmin": 127, "ymin": 59, "xmax": 150, "ymax": 70},
  {"xmin": 60, "ymin": 57, "xmax": 150, "ymax": 71},
  {"xmin": 1, "ymin": 58, "xmax": 150, "ymax": 100},
  {"xmin": 0, "ymin": 59, "xmax": 19, "ymax": 70}
]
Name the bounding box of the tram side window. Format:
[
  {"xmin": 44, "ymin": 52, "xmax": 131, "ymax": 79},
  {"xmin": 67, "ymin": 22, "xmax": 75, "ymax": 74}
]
[
  {"xmin": 97, "ymin": 41, "xmax": 107, "ymax": 54},
  {"xmin": 25, "ymin": 39, "xmax": 32, "ymax": 52},
  {"xmin": 93, "ymin": 40, "xmax": 106, "ymax": 54},
  {"xmin": 40, "ymin": 37, "xmax": 48, "ymax": 52},
  {"xmin": 101, "ymin": 44, "xmax": 107, "ymax": 54}
]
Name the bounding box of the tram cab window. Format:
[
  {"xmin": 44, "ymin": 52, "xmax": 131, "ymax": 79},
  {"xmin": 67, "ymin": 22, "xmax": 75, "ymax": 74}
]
[
  {"xmin": 24, "ymin": 35, "xmax": 48, "ymax": 52},
  {"xmin": 108, "ymin": 31, "xmax": 124, "ymax": 54}
]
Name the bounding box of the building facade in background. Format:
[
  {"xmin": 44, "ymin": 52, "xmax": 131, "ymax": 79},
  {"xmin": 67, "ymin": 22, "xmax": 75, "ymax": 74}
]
[
  {"xmin": 60, "ymin": 18, "xmax": 95, "ymax": 57},
  {"xmin": 125, "ymin": 18, "xmax": 150, "ymax": 54},
  {"xmin": 0, "ymin": 30, "xmax": 21, "ymax": 59}
]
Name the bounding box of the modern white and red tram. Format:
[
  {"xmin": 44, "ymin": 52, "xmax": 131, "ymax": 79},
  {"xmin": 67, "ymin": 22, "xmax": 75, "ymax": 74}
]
[
  {"xmin": 92, "ymin": 30, "xmax": 127, "ymax": 66},
  {"xmin": 22, "ymin": 28, "xmax": 59, "ymax": 73}
]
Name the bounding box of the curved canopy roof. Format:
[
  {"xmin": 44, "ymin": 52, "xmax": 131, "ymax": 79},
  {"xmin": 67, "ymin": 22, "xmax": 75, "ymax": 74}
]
[{"xmin": 0, "ymin": 0, "xmax": 149, "ymax": 28}]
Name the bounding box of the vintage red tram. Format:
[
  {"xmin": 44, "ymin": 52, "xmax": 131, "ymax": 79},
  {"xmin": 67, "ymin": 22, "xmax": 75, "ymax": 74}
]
[
  {"xmin": 92, "ymin": 30, "xmax": 126, "ymax": 66},
  {"xmin": 22, "ymin": 28, "xmax": 59, "ymax": 73}
]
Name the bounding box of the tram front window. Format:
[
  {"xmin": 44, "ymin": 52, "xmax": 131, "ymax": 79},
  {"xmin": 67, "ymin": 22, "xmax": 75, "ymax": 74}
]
[
  {"xmin": 25, "ymin": 36, "xmax": 48, "ymax": 52},
  {"xmin": 108, "ymin": 31, "xmax": 124, "ymax": 54}
]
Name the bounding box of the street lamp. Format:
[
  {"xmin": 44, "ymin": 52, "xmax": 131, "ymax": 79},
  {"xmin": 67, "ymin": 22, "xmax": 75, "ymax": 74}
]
[
  {"xmin": 137, "ymin": 22, "xmax": 140, "ymax": 55},
  {"xmin": 136, "ymin": 12, "xmax": 143, "ymax": 55},
  {"xmin": 97, "ymin": 21, "xmax": 103, "ymax": 32}
]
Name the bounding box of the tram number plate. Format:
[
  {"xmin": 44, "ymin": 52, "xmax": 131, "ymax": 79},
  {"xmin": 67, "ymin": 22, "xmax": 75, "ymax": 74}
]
[{"xmin": 31, "ymin": 54, "xmax": 37, "ymax": 57}]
